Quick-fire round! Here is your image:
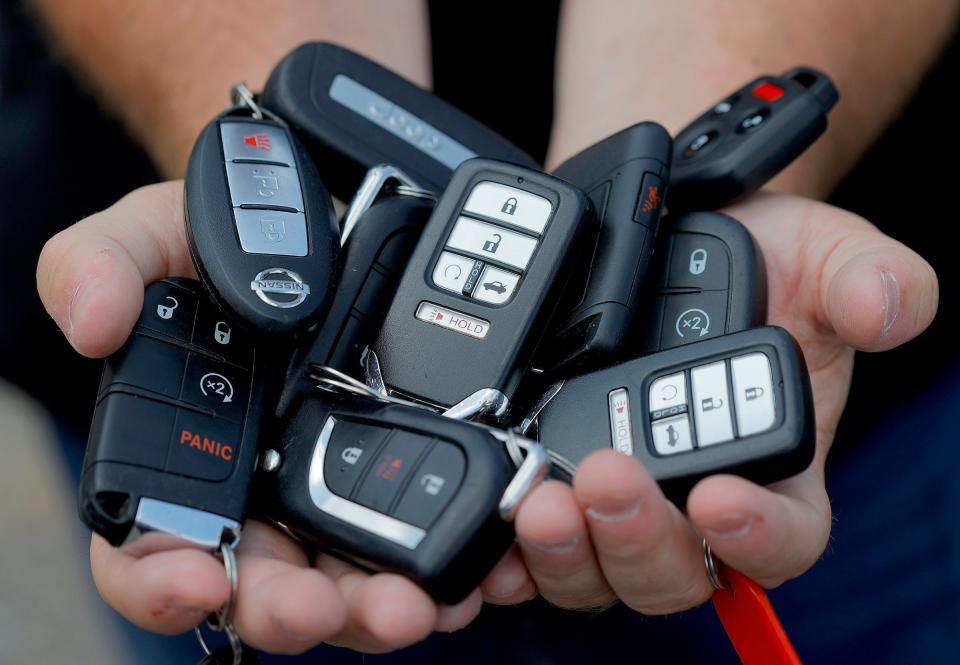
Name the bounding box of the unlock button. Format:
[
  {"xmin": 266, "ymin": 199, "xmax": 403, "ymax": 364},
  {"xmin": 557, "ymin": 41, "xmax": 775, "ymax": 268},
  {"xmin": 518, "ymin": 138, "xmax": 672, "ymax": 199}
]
[{"xmin": 445, "ymin": 217, "xmax": 538, "ymax": 271}]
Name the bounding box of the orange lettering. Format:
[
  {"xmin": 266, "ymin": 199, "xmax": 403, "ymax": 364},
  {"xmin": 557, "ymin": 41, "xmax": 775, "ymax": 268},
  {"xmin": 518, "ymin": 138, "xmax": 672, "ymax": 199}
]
[
  {"xmin": 202, "ymin": 438, "xmax": 216, "ymax": 454},
  {"xmin": 190, "ymin": 434, "xmax": 202, "ymax": 449},
  {"xmin": 180, "ymin": 429, "xmax": 192, "ymax": 444},
  {"xmin": 220, "ymin": 446, "xmax": 234, "ymax": 462}
]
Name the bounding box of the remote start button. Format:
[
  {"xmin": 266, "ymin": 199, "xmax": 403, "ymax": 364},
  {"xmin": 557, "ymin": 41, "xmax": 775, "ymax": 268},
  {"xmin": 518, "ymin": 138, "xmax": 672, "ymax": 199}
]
[
  {"xmin": 649, "ymin": 372, "xmax": 686, "ymax": 415},
  {"xmin": 432, "ymin": 251, "xmax": 480, "ymax": 295}
]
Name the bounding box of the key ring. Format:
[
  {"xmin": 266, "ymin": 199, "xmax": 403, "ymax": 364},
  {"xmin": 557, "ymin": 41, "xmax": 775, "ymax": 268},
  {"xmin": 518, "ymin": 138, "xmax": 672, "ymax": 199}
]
[
  {"xmin": 195, "ymin": 541, "xmax": 243, "ymax": 665},
  {"xmin": 703, "ymin": 539, "xmax": 728, "ymax": 590}
]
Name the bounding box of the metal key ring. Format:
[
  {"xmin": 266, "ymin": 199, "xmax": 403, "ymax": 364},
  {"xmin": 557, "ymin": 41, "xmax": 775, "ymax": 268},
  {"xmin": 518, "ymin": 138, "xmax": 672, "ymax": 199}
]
[
  {"xmin": 703, "ymin": 539, "xmax": 727, "ymax": 590},
  {"xmin": 195, "ymin": 541, "xmax": 242, "ymax": 664}
]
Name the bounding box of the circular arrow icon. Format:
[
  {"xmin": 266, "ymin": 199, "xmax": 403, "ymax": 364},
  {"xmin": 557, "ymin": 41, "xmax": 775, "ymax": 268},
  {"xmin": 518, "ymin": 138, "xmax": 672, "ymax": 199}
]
[
  {"xmin": 675, "ymin": 308, "xmax": 711, "ymax": 338},
  {"xmin": 200, "ymin": 372, "xmax": 235, "ymax": 403}
]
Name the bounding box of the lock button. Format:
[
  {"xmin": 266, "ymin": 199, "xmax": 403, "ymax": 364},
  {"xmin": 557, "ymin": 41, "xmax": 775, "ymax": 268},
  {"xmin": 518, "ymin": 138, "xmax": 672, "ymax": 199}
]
[{"xmin": 462, "ymin": 181, "xmax": 553, "ymax": 235}]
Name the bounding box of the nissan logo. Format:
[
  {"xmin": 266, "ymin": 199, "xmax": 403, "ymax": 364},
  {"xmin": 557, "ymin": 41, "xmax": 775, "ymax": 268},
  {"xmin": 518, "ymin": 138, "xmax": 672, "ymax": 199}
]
[{"xmin": 250, "ymin": 268, "xmax": 310, "ymax": 308}]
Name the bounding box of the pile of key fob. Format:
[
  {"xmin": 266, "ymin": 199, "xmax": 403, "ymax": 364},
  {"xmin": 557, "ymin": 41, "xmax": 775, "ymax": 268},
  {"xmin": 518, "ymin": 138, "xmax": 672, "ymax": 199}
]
[{"xmin": 80, "ymin": 44, "xmax": 837, "ymax": 613}]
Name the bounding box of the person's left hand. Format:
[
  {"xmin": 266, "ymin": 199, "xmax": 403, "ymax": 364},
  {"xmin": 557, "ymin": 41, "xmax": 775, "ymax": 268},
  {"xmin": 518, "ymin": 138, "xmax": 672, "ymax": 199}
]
[{"xmin": 480, "ymin": 192, "xmax": 938, "ymax": 611}]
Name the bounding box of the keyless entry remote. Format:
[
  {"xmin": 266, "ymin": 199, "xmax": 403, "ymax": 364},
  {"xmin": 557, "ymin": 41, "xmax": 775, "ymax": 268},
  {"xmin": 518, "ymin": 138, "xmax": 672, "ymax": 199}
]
[
  {"xmin": 530, "ymin": 326, "xmax": 814, "ymax": 499},
  {"xmin": 80, "ymin": 279, "xmax": 269, "ymax": 548},
  {"xmin": 637, "ymin": 211, "xmax": 767, "ymax": 354},
  {"xmin": 369, "ymin": 158, "xmax": 596, "ymax": 420},
  {"xmin": 185, "ymin": 113, "xmax": 339, "ymax": 336},
  {"xmin": 255, "ymin": 394, "xmax": 549, "ymax": 604},
  {"xmin": 539, "ymin": 122, "xmax": 672, "ymax": 374},
  {"xmin": 261, "ymin": 42, "xmax": 538, "ymax": 201},
  {"xmin": 669, "ymin": 67, "xmax": 838, "ymax": 210}
]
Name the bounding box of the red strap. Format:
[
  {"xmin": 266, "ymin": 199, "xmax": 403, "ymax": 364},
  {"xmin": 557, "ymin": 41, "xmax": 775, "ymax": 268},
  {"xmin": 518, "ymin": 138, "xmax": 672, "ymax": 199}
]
[{"xmin": 711, "ymin": 563, "xmax": 803, "ymax": 665}]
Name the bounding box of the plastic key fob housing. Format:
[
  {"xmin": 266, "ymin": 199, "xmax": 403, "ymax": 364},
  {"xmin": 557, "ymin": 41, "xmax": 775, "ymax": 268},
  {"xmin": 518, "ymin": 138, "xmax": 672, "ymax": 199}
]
[
  {"xmin": 261, "ymin": 42, "xmax": 538, "ymax": 201},
  {"xmin": 536, "ymin": 326, "xmax": 814, "ymax": 499},
  {"xmin": 638, "ymin": 211, "xmax": 766, "ymax": 354},
  {"xmin": 80, "ymin": 279, "xmax": 269, "ymax": 547},
  {"xmin": 371, "ymin": 158, "xmax": 597, "ymax": 417},
  {"xmin": 541, "ymin": 122, "xmax": 672, "ymax": 374},
  {"xmin": 670, "ymin": 67, "xmax": 838, "ymax": 210},
  {"xmin": 256, "ymin": 395, "xmax": 531, "ymax": 604},
  {"xmin": 185, "ymin": 114, "xmax": 339, "ymax": 337}
]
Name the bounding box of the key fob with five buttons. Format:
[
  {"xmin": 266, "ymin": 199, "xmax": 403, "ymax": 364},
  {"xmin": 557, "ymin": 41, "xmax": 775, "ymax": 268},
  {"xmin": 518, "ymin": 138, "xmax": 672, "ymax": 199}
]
[
  {"xmin": 369, "ymin": 158, "xmax": 596, "ymax": 420},
  {"xmin": 637, "ymin": 211, "xmax": 767, "ymax": 354},
  {"xmin": 532, "ymin": 326, "xmax": 814, "ymax": 500},
  {"xmin": 79, "ymin": 279, "xmax": 270, "ymax": 547},
  {"xmin": 669, "ymin": 67, "xmax": 838, "ymax": 211},
  {"xmin": 185, "ymin": 114, "xmax": 339, "ymax": 337},
  {"xmin": 255, "ymin": 394, "xmax": 549, "ymax": 604}
]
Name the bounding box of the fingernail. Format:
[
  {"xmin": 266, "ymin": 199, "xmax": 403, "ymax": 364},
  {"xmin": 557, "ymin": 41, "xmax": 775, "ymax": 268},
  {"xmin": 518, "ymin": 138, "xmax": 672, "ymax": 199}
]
[
  {"xmin": 66, "ymin": 277, "xmax": 100, "ymax": 343},
  {"xmin": 702, "ymin": 515, "xmax": 753, "ymax": 540},
  {"xmin": 167, "ymin": 600, "xmax": 209, "ymax": 622},
  {"xmin": 278, "ymin": 622, "xmax": 313, "ymax": 644},
  {"xmin": 585, "ymin": 499, "xmax": 642, "ymax": 523},
  {"xmin": 522, "ymin": 533, "xmax": 582, "ymax": 555},
  {"xmin": 880, "ymin": 269, "xmax": 900, "ymax": 338}
]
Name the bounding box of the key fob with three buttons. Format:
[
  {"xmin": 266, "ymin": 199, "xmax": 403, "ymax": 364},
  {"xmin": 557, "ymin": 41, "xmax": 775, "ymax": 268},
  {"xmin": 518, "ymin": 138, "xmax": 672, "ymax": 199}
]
[
  {"xmin": 185, "ymin": 114, "xmax": 340, "ymax": 337},
  {"xmin": 670, "ymin": 66, "xmax": 838, "ymax": 210},
  {"xmin": 255, "ymin": 395, "xmax": 549, "ymax": 604},
  {"xmin": 637, "ymin": 211, "xmax": 767, "ymax": 354},
  {"xmin": 370, "ymin": 158, "xmax": 596, "ymax": 419},
  {"xmin": 532, "ymin": 326, "xmax": 814, "ymax": 499},
  {"xmin": 80, "ymin": 279, "xmax": 269, "ymax": 547}
]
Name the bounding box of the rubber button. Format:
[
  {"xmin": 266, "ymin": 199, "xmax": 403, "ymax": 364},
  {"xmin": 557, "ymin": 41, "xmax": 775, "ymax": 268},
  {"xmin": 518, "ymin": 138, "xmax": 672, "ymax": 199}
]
[
  {"xmin": 353, "ymin": 432, "xmax": 431, "ymax": 513},
  {"xmin": 137, "ymin": 281, "xmax": 198, "ymax": 342},
  {"xmin": 633, "ymin": 172, "xmax": 666, "ymax": 228},
  {"xmin": 392, "ymin": 441, "xmax": 465, "ymax": 529},
  {"xmin": 667, "ymin": 233, "xmax": 730, "ymax": 290},
  {"xmin": 192, "ymin": 306, "xmax": 252, "ymax": 368},
  {"xmin": 89, "ymin": 393, "xmax": 174, "ymax": 470},
  {"xmin": 179, "ymin": 353, "xmax": 250, "ymax": 423},
  {"xmin": 660, "ymin": 291, "xmax": 729, "ymax": 350},
  {"xmin": 104, "ymin": 335, "xmax": 187, "ymax": 399},
  {"xmin": 167, "ymin": 410, "xmax": 242, "ymax": 481},
  {"xmin": 322, "ymin": 420, "xmax": 392, "ymax": 500}
]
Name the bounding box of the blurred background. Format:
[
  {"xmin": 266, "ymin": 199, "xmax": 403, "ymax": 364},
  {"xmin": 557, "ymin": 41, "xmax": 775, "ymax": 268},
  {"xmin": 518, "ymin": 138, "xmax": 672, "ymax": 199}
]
[{"xmin": 1, "ymin": 0, "xmax": 958, "ymax": 663}]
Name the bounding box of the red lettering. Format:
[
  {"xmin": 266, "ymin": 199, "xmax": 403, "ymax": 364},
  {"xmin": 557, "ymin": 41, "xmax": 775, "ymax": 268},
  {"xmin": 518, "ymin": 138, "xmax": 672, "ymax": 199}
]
[
  {"xmin": 202, "ymin": 438, "xmax": 216, "ymax": 454},
  {"xmin": 220, "ymin": 446, "xmax": 233, "ymax": 462},
  {"xmin": 190, "ymin": 434, "xmax": 202, "ymax": 449},
  {"xmin": 180, "ymin": 429, "xmax": 192, "ymax": 444}
]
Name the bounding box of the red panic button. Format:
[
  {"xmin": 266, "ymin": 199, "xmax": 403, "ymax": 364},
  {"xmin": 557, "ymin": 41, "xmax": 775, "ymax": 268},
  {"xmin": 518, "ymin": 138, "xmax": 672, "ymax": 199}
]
[{"xmin": 752, "ymin": 82, "xmax": 785, "ymax": 102}]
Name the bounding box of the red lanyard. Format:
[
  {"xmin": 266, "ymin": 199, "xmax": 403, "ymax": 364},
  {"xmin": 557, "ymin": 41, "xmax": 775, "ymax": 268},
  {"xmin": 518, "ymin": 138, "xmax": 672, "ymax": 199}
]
[{"xmin": 711, "ymin": 562, "xmax": 803, "ymax": 665}]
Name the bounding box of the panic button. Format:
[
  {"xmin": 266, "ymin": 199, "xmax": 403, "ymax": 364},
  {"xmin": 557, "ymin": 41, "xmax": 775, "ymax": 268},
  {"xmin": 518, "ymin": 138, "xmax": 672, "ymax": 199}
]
[
  {"xmin": 167, "ymin": 410, "xmax": 242, "ymax": 481},
  {"xmin": 354, "ymin": 432, "xmax": 431, "ymax": 513},
  {"xmin": 415, "ymin": 302, "xmax": 490, "ymax": 339}
]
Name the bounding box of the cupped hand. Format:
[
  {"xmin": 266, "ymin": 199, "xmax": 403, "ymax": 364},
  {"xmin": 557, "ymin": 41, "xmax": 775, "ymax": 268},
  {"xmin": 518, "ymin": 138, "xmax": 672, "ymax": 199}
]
[{"xmin": 487, "ymin": 191, "xmax": 939, "ymax": 612}]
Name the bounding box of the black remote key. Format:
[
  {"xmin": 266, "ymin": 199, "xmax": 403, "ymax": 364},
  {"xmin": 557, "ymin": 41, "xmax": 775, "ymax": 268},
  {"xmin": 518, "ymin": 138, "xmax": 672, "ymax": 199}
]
[
  {"xmin": 261, "ymin": 42, "xmax": 538, "ymax": 201},
  {"xmin": 530, "ymin": 326, "xmax": 814, "ymax": 499},
  {"xmin": 670, "ymin": 67, "xmax": 838, "ymax": 210},
  {"xmin": 254, "ymin": 394, "xmax": 549, "ymax": 604},
  {"xmin": 185, "ymin": 113, "xmax": 339, "ymax": 337},
  {"xmin": 80, "ymin": 279, "xmax": 269, "ymax": 548},
  {"xmin": 368, "ymin": 158, "xmax": 596, "ymax": 420},
  {"xmin": 539, "ymin": 122, "xmax": 672, "ymax": 374},
  {"xmin": 638, "ymin": 211, "xmax": 767, "ymax": 354}
]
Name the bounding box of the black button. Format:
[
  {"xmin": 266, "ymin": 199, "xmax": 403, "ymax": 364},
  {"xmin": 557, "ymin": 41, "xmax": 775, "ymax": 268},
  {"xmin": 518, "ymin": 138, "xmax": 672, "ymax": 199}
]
[
  {"xmin": 681, "ymin": 130, "xmax": 719, "ymax": 159},
  {"xmin": 137, "ymin": 281, "xmax": 198, "ymax": 342},
  {"xmin": 660, "ymin": 291, "xmax": 729, "ymax": 350},
  {"xmin": 192, "ymin": 305, "xmax": 252, "ymax": 368},
  {"xmin": 712, "ymin": 95, "xmax": 739, "ymax": 115},
  {"xmin": 103, "ymin": 335, "xmax": 187, "ymax": 398},
  {"xmin": 89, "ymin": 393, "xmax": 174, "ymax": 470},
  {"xmin": 323, "ymin": 420, "xmax": 392, "ymax": 499},
  {"xmin": 667, "ymin": 233, "xmax": 730, "ymax": 290},
  {"xmin": 736, "ymin": 108, "xmax": 771, "ymax": 133},
  {"xmin": 392, "ymin": 441, "xmax": 465, "ymax": 529},
  {"xmin": 167, "ymin": 410, "xmax": 242, "ymax": 481},
  {"xmin": 353, "ymin": 431, "xmax": 431, "ymax": 513},
  {"xmin": 180, "ymin": 353, "xmax": 250, "ymax": 422},
  {"xmin": 633, "ymin": 172, "xmax": 666, "ymax": 228}
]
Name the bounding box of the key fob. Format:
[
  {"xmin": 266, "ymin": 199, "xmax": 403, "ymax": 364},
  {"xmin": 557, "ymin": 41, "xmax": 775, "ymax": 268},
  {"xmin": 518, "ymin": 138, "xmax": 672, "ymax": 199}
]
[
  {"xmin": 670, "ymin": 67, "xmax": 838, "ymax": 210},
  {"xmin": 274, "ymin": 192, "xmax": 433, "ymax": 420},
  {"xmin": 255, "ymin": 395, "xmax": 549, "ymax": 604},
  {"xmin": 261, "ymin": 42, "xmax": 538, "ymax": 200},
  {"xmin": 540, "ymin": 122, "xmax": 672, "ymax": 374},
  {"xmin": 185, "ymin": 114, "xmax": 339, "ymax": 337},
  {"xmin": 369, "ymin": 158, "xmax": 597, "ymax": 420},
  {"xmin": 80, "ymin": 279, "xmax": 271, "ymax": 547},
  {"xmin": 638, "ymin": 211, "xmax": 767, "ymax": 353},
  {"xmin": 533, "ymin": 326, "xmax": 814, "ymax": 499}
]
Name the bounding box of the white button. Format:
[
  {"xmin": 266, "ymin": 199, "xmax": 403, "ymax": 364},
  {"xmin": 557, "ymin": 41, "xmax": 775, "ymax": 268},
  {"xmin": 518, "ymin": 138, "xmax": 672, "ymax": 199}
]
[
  {"xmin": 649, "ymin": 372, "xmax": 686, "ymax": 414},
  {"xmin": 731, "ymin": 353, "xmax": 777, "ymax": 436},
  {"xmin": 607, "ymin": 388, "xmax": 634, "ymax": 455},
  {"xmin": 651, "ymin": 415, "xmax": 694, "ymax": 455},
  {"xmin": 432, "ymin": 252, "xmax": 479, "ymax": 296},
  {"xmin": 445, "ymin": 217, "xmax": 538, "ymax": 271},
  {"xmin": 473, "ymin": 265, "xmax": 520, "ymax": 305},
  {"xmin": 234, "ymin": 209, "xmax": 308, "ymax": 256},
  {"xmin": 415, "ymin": 302, "xmax": 489, "ymax": 339},
  {"xmin": 462, "ymin": 182, "xmax": 553, "ymax": 235},
  {"xmin": 220, "ymin": 122, "xmax": 295, "ymax": 165},
  {"xmin": 226, "ymin": 162, "xmax": 304, "ymax": 211},
  {"xmin": 690, "ymin": 361, "xmax": 734, "ymax": 446}
]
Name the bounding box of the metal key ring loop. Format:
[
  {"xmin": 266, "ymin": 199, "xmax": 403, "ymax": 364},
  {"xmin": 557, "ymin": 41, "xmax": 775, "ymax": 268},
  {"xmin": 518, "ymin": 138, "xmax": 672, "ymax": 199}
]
[
  {"xmin": 703, "ymin": 539, "xmax": 727, "ymax": 590},
  {"xmin": 195, "ymin": 541, "xmax": 243, "ymax": 663}
]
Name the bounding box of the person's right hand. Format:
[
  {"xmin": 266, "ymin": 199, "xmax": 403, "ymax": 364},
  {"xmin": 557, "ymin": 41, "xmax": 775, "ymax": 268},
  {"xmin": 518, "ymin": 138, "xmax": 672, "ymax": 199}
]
[{"xmin": 37, "ymin": 182, "xmax": 519, "ymax": 655}]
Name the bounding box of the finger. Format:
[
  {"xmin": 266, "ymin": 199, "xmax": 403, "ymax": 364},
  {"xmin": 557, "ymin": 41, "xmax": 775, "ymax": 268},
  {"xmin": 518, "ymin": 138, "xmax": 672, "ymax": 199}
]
[
  {"xmin": 574, "ymin": 451, "xmax": 714, "ymax": 615},
  {"xmin": 688, "ymin": 469, "xmax": 831, "ymax": 588},
  {"xmin": 435, "ymin": 588, "xmax": 483, "ymax": 633},
  {"xmin": 36, "ymin": 181, "xmax": 195, "ymax": 358},
  {"xmin": 90, "ymin": 533, "xmax": 230, "ymax": 635},
  {"xmin": 514, "ymin": 480, "xmax": 615, "ymax": 608},
  {"xmin": 480, "ymin": 545, "xmax": 538, "ymax": 605},
  {"xmin": 231, "ymin": 522, "xmax": 347, "ymax": 655}
]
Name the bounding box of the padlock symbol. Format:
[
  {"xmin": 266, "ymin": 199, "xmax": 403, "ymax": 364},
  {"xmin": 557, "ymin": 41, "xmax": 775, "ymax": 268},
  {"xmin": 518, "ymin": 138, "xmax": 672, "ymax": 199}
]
[
  {"xmin": 156, "ymin": 296, "xmax": 178, "ymax": 320},
  {"xmin": 689, "ymin": 248, "xmax": 708, "ymax": 275},
  {"xmin": 214, "ymin": 321, "xmax": 231, "ymax": 345},
  {"xmin": 501, "ymin": 197, "xmax": 518, "ymax": 215},
  {"xmin": 482, "ymin": 233, "xmax": 502, "ymax": 253}
]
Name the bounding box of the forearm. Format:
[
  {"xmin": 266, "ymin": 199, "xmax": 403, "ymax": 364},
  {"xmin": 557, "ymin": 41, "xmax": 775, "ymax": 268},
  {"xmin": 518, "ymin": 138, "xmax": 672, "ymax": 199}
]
[
  {"xmin": 27, "ymin": 1, "xmax": 431, "ymax": 178},
  {"xmin": 550, "ymin": 0, "xmax": 959, "ymax": 197}
]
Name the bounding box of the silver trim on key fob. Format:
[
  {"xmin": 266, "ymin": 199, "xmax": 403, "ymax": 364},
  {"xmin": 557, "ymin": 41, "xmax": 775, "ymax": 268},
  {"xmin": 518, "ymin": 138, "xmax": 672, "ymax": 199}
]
[
  {"xmin": 126, "ymin": 498, "xmax": 241, "ymax": 551},
  {"xmin": 340, "ymin": 164, "xmax": 433, "ymax": 243},
  {"xmin": 490, "ymin": 430, "xmax": 551, "ymax": 521}
]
